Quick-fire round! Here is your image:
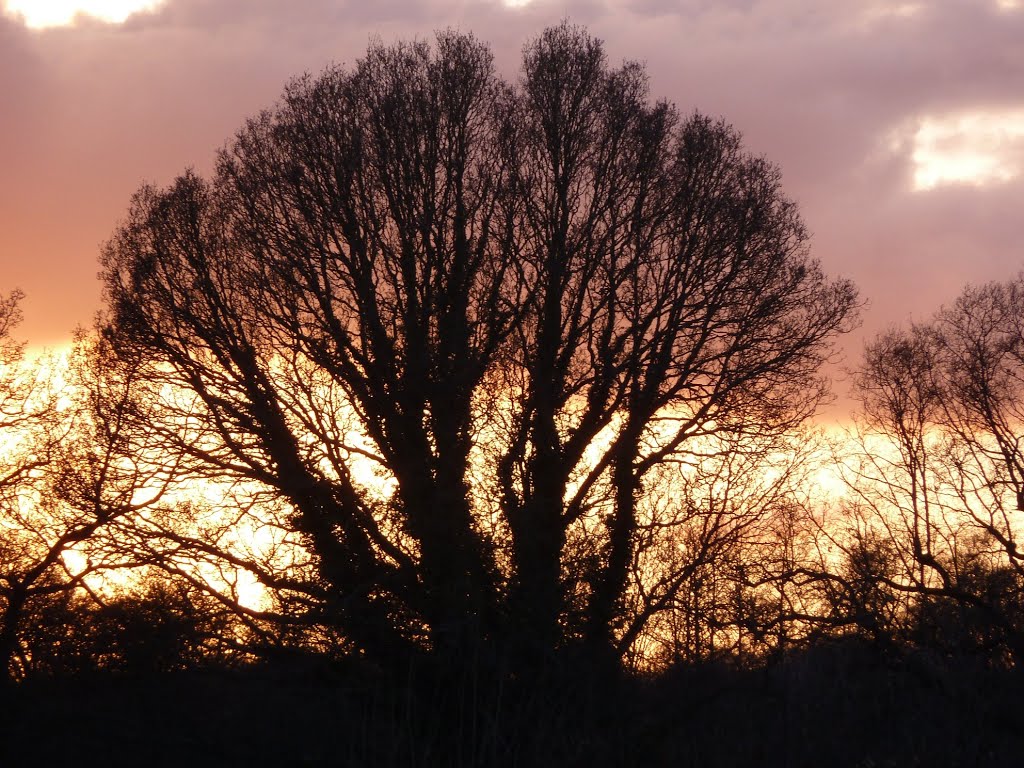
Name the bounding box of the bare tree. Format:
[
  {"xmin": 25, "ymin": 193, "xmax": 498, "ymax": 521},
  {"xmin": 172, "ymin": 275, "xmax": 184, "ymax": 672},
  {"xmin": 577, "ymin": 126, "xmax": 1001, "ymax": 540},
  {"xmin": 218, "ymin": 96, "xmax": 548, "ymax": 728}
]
[
  {"xmin": 0, "ymin": 290, "xmax": 55, "ymax": 681},
  {"xmin": 99, "ymin": 24, "xmax": 858, "ymax": 671},
  {"xmin": 843, "ymin": 276, "xmax": 1024, "ymax": 660},
  {"xmin": 0, "ymin": 314, "xmax": 172, "ymax": 682}
]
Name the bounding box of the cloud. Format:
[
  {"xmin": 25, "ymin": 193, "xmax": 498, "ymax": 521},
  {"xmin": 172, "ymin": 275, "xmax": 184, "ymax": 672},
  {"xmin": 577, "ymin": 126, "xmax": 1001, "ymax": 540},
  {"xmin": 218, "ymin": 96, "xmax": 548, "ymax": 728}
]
[
  {"xmin": 899, "ymin": 109, "xmax": 1024, "ymax": 190},
  {"xmin": 0, "ymin": 15, "xmax": 46, "ymax": 128},
  {"xmin": 2, "ymin": 0, "xmax": 167, "ymax": 28},
  {"xmin": 0, "ymin": 0, "xmax": 1020, "ymax": 359}
]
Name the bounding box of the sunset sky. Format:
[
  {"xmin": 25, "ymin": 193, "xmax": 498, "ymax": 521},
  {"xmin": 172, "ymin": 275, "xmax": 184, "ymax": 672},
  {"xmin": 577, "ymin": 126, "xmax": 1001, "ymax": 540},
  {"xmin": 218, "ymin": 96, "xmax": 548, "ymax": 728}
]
[{"xmin": 1, "ymin": 0, "xmax": 1021, "ymax": 411}]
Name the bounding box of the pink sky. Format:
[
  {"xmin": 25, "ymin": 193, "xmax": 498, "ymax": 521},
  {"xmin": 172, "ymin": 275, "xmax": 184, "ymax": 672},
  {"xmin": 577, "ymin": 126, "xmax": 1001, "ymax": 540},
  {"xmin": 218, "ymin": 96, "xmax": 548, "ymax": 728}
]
[{"xmin": 1, "ymin": 0, "xmax": 1022, "ymax": 411}]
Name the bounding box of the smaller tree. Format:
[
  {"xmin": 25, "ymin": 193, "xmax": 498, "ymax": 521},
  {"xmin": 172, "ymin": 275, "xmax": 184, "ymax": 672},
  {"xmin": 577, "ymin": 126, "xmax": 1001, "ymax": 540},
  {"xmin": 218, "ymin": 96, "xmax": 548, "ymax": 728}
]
[
  {"xmin": 0, "ymin": 289, "xmax": 61, "ymax": 681},
  {"xmin": 0, "ymin": 315, "xmax": 168, "ymax": 682},
  {"xmin": 844, "ymin": 275, "xmax": 1024, "ymax": 662}
]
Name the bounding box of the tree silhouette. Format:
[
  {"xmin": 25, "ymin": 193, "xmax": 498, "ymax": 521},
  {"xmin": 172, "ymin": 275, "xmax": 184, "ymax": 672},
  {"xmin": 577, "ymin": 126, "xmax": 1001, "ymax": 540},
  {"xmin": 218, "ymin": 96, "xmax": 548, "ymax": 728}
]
[
  {"xmin": 99, "ymin": 24, "xmax": 858, "ymax": 671},
  {"xmin": 0, "ymin": 317, "xmax": 171, "ymax": 682},
  {"xmin": 844, "ymin": 276, "xmax": 1024, "ymax": 660},
  {"xmin": 0, "ymin": 289, "xmax": 55, "ymax": 681}
]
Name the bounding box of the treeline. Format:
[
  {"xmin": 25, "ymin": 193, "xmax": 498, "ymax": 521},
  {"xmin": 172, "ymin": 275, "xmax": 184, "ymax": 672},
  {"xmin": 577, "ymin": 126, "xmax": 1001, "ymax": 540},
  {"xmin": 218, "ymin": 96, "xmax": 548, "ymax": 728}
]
[
  {"xmin": 4, "ymin": 300, "xmax": 1024, "ymax": 679},
  {"xmin": 1, "ymin": 22, "xmax": 1023, "ymax": 765}
]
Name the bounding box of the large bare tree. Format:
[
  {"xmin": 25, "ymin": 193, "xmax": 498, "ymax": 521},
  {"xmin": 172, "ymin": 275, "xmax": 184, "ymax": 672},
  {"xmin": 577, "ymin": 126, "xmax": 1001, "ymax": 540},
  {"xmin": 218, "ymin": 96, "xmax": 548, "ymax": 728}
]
[{"xmin": 100, "ymin": 24, "xmax": 858, "ymax": 670}]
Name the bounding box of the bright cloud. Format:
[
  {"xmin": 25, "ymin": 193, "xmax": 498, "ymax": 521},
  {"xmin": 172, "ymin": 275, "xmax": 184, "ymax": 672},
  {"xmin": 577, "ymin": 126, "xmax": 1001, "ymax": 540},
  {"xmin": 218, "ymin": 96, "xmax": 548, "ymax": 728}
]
[
  {"xmin": 2, "ymin": 0, "xmax": 163, "ymax": 28},
  {"xmin": 858, "ymin": 2, "xmax": 923, "ymax": 26},
  {"xmin": 906, "ymin": 109, "xmax": 1024, "ymax": 191}
]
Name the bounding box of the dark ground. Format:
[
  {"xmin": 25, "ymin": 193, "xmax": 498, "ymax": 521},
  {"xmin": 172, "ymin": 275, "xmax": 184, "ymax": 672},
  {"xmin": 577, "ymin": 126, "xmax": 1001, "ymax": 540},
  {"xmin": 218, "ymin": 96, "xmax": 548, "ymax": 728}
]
[{"xmin": 2, "ymin": 643, "xmax": 1022, "ymax": 767}]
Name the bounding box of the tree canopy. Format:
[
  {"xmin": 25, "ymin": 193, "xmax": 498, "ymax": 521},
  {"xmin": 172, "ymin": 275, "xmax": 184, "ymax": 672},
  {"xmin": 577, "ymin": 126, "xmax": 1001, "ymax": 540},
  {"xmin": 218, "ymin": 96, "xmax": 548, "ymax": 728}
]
[{"xmin": 98, "ymin": 23, "xmax": 858, "ymax": 671}]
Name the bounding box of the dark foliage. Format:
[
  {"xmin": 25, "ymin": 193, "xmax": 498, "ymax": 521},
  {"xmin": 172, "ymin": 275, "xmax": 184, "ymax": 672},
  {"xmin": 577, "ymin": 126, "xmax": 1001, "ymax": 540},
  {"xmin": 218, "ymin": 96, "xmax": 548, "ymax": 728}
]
[{"xmin": 20, "ymin": 581, "xmax": 233, "ymax": 678}]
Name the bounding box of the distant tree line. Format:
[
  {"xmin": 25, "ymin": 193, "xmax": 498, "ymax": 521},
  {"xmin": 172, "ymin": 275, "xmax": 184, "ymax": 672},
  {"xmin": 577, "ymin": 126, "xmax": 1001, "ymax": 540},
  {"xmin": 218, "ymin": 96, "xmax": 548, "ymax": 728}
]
[{"xmin": 2, "ymin": 24, "xmax": 1022, "ymax": 689}]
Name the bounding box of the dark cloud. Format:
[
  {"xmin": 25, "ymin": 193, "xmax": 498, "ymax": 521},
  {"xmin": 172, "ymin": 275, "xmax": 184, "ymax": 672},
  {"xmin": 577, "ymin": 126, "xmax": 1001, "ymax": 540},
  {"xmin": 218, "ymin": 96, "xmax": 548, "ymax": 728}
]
[{"xmin": 0, "ymin": 0, "xmax": 1021, "ymax": 372}]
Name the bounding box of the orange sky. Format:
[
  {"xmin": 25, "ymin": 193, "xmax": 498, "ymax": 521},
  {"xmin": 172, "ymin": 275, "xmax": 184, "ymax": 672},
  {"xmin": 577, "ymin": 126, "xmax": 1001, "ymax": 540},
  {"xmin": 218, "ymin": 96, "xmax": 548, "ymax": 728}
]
[{"xmin": 1, "ymin": 0, "xmax": 1022, "ymax": 417}]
